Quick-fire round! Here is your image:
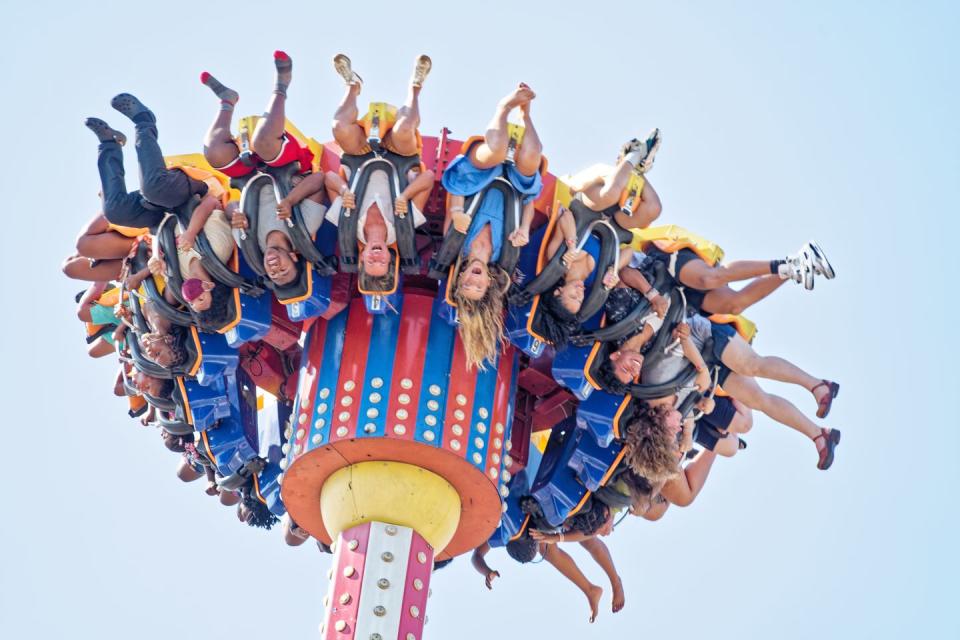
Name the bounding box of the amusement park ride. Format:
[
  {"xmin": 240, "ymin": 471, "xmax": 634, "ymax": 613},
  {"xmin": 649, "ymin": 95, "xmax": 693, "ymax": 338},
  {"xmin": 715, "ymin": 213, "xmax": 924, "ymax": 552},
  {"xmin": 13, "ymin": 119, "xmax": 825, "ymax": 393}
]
[{"xmin": 89, "ymin": 95, "xmax": 751, "ymax": 639}]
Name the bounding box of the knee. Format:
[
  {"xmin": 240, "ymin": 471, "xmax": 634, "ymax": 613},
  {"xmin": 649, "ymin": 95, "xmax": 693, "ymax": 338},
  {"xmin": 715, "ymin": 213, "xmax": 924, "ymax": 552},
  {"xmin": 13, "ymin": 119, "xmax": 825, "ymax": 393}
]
[
  {"xmin": 738, "ymin": 355, "xmax": 764, "ymax": 378},
  {"xmin": 695, "ymin": 270, "xmax": 726, "ymax": 290}
]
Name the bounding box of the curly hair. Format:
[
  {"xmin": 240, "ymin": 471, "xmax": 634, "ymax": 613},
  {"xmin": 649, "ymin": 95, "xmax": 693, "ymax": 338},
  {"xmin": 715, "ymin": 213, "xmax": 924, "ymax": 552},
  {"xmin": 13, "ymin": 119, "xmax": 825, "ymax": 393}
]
[
  {"xmin": 358, "ymin": 249, "xmax": 397, "ymax": 294},
  {"xmin": 567, "ymin": 499, "xmax": 610, "ymax": 536},
  {"xmin": 452, "ymin": 261, "xmax": 510, "ymax": 371},
  {"xmin": 240, "ymin": 491, "xmax": 280, "ymax": 530},
  {"xmin": 506, "ymin": 535, "xmax": 539, "ymax": 564},
  {"xmin": 195, "ymin": 283, "xmax": 234, "ymax": 330},
  {"xmin": 622, "ymin": 402, "xmax": 681, "ymax": 484},
  {"xmin": 165, "ymin": 325, "xmax": 189, "ymax": 369},
  {"xmin": 536, "ymin": 282, "xmax": 581, "ymax": 349}
]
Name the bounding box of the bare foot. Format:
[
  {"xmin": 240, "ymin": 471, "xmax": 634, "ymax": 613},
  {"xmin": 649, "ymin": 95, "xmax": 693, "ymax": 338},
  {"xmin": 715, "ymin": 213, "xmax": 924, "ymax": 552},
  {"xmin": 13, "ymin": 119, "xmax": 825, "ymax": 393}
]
[
  {"xmin": 611, "ymin": 576, "xmax": 625, "ymax": 613},
  {"xmin": 586, "ymin": 584, "xmax": 603, "ymax": 623},
  {"xmin": 500, "ymin": 82, "xmax": 536, "ymax": 111}
]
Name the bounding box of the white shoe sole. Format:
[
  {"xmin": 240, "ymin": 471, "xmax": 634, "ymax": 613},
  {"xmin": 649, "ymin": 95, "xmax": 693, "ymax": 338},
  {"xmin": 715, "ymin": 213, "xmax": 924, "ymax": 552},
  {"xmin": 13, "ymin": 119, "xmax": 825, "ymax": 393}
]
[{"xmin": 805, "ymin": 241, "xmax": 835, "ymax": 279}]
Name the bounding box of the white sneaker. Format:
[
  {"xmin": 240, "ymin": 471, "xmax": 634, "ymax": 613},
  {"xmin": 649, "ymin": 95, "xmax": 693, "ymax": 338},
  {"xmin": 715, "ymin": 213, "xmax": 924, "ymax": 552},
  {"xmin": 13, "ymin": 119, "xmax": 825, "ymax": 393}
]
[
  {"xmin": 620, "ymin": 128, "xmax": 661, "ymax": 173},
  {"xmin": 784, "ymin": 253, "xmax": 814, "ymax": 290},
  {"xmin": 410, "ymin": 54, "xmax": 432, "ymax": 88},
  {"xmin": 804, "ymin": 240, "xmax": 835, "ymax": 279}
]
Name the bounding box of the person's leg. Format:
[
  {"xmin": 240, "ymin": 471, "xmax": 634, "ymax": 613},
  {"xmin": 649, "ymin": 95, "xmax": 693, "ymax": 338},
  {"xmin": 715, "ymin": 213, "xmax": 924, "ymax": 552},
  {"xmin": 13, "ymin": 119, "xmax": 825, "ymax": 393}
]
[
  {"xmin": 541, "ymin": 543, "xmax": 603, "ymax": 623},
  {"xmin": 468, "ymin": 84, "xmax": 535, "ymax": 169},
  {"xmin": 580, "ymin": 158, "xmax": 633, "ymax": 210},
  {"xmin": 200, "ymin": 72, "xmax": 240, "ymax": 168},
  {"xmin": 678, "ymin": 258, "xmax": 782, "ymax": 292},
  {"xmin": 88, "ymin": 124, "xmax": 156, "ymax": 228},
  {"xmin": 332, "ymin": 84, "xmax": 367, "ymax": 155},
  {"xmin": 721, "ymin": 334, "xmax": 824, "ymax": 399},
  {"xmin": 579, "ymin": 538, "xmax": 624, "ymax": 613},
  {"xmin": 111, "ymin": 93, "xmax": 195, "ymax": 209},
  {"xmin": 701, "ymin": 275, "xmax": 785, "ymax": 315},
  {"xmin": 61, "ymin": 254, "xmax": 124, "ymax": 281},
  {"xmin": 176, "ymin": 459, "xmax": 204, "ymax": 482},
  {"xmin": 712, "ymin": 434, "xmax": 741, "ymax": 457},
  {"xmin": 722, "ymin": 373, "xmax": 821, "ymax": 440},
  {"xmin": 386, "ymin": 55, "xmax": 431, "ymax": 156},
  {"xmin": 514, "ymin": 98, "xmax": 543, "ymax": 177},
  {"xmin": 75, "ymin": 214, "xmax": 136, "ymax": 259},
  {"xmin": 252, "ymin": 51, "xmax": 292, "ymax": 161},
  {"xmin": 87, "ymin": 337, "xmax": 115, "ymax": 359}
]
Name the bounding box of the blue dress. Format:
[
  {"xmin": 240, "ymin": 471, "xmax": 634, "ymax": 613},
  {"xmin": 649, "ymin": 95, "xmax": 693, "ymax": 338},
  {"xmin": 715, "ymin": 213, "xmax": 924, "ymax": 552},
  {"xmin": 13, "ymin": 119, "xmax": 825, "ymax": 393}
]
[{"xmin": 442, "ymin": 147, "xmax": 543, "ymax": 263}]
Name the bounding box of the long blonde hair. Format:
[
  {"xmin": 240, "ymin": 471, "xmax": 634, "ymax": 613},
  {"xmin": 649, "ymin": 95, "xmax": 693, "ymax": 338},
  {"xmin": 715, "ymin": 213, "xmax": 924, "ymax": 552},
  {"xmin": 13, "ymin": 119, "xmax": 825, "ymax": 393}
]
[{"xmin": 453, "ymin": 261, "xmax": 510, "ymax": 371}]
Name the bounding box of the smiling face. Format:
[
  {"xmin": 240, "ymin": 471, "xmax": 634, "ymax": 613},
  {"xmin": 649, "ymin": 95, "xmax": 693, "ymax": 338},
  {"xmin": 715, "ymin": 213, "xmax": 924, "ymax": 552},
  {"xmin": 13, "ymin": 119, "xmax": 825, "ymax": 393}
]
[
  {"xmin": 141, "ymin": 333, "xmax": 175, "ymax": 368},
  {"xmin": 610, "ymin": 349, "xmax": 644, "ymax": 384},
  {"xmin": 360, "ymin": 241, "xmax": 391, "ymax": 277},
  {"xmin": 133, "ymin": 370, "xmax": 166, "ymax": 397},
  {"xmin": 457, "ymin": 258, "xmax": 491, "ymax": 301},
  {"xmin": 554, "ymin": 279, "xmax": 585, "ymax": 314},
  {"xmin": 263, "ymin": 234, "xmax": 299, "ymax": 286}
]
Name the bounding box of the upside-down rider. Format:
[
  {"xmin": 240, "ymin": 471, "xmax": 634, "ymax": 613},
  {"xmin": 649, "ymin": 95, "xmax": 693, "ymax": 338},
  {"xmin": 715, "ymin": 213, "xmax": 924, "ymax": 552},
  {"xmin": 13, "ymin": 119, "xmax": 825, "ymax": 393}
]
[
  {"xmin": 440, "ymin": 84, "xmax": 544, "ymax": 369},
  {"xmin": 321, "ymin": 53, "xmax": 435, "ymax": 292}
]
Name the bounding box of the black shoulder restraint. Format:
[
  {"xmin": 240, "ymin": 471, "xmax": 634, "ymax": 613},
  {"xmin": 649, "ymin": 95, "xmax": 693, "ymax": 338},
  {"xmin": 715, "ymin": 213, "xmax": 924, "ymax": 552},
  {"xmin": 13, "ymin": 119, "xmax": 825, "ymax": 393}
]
[
  {"xmin": 172, "ymin": 195, "xmax": 265, "ymax": 295},
  {"xmin": 428, "ymin": 173, "xmax": 523, "ymax": 280},
  {"xmin": 337, "ymin": 149, "xmax": 423, "ymax": 274},
  {"xmin": 264, "ymin": 163, "xmax": 336, "ymax": 276}
]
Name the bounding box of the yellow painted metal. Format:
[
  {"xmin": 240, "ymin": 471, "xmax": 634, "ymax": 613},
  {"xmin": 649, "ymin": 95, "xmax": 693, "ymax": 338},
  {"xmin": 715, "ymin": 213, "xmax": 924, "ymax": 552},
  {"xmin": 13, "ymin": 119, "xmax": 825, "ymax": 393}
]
[
  {"xmin": 629, "ymin": 224, "xmax": 726, "ymax": 266},
  {"xmin": 320, "ymin": 462, "xmax": 462, "ymax": 552}
]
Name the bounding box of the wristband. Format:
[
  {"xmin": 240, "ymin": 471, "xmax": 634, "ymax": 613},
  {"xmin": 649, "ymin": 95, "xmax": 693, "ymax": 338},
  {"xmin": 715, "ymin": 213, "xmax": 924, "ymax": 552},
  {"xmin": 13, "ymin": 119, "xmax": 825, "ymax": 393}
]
[
  {"xmin": 644, "ymin": 288, "xmax": 660, "ymax": 300},
  {"xmin": 339, "ymin": 185, "xmax": 347, "ymax": 196},
  {"xmin": 450, "ymin": 206, "xmax": 465, "ymax": 214}
]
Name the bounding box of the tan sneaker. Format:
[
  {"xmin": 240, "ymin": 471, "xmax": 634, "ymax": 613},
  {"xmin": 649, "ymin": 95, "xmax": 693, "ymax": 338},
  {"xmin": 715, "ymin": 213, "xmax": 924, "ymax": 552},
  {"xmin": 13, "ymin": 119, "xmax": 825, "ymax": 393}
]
[
  {"xmin": 410, "ymin": 54, "xmax": 432, "ymax": 88},
  {"xmin": 333, "ymin": 53, "xmax": 362, "ymax": 87}
]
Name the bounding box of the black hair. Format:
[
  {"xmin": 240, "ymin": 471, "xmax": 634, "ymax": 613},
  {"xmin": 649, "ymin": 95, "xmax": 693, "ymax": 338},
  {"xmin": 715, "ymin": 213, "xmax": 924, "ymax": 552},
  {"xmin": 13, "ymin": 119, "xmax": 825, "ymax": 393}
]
[
  {"xmin": 158, "ymin": 378, "xmax": 176, "ymax": 398},
  {"xmin": 241, "ymin": 491, "xmax": 280, "ymax": 530},
  {"xmin": 536, "ymin": 282, "xmax": 581, "ymax": 349},
  {"xmin": 505, "ymin": 536, "xmax": 539, "ymax": 564},
  {"xmin": 195, "ymin": 283, "xmax": 234, "ymax": 330},
  {"xmin": 165, "ymin": 325, "xmax": 189, "ymax": 369},
  {"xmin": 567, "ymin": 499, "xmax": 611, "ymax": 536},
  {"xmin": 594, "ymin": 355, "xmax": 630, "ymax": 395}
]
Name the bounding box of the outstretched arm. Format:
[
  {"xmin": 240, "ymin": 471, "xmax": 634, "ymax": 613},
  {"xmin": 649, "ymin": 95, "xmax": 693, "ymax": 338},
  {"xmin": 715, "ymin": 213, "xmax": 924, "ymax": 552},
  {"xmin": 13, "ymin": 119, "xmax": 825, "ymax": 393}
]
[
  {"xmin": 659, "ymin": 449, "xmax": 717, "ymax": 507},
  {"xmin": 470, "ymin": 542, "xmax": 500, "ymax": 589},
  {"xmin": 178, "ymin": 194, "xmax": 221, "ymax": 251},
  {"xmin": 278, "ymin": 172, "xmax": 327, "ymax": 213}
]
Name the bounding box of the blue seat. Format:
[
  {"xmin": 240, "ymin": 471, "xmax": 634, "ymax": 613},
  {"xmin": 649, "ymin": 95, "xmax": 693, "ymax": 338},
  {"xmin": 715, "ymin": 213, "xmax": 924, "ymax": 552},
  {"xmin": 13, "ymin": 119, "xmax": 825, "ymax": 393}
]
[
  {"xmin": 179, "ymin": 375, "xmax": 232, "ymax": 431},
  {"xmin": 576, "ymin": 390, "xmax": 628, "ymax": 447},
  {"xmin": 550, "ymin": 312, "xmax": 603, "ymax": 401},
  {"xmin": 254, "ymin": 461, "xmax": 286, "ymax": 517},
  {"xmin": 505, "ymin": 224, "xmax": 550, "ymax": 357},
  {"xmin": 489, "ymin": 468, "xmax": 532, "ymax": 548},
  {"xmin": 194, "ymin": 331, "xmax": 239, "ymax": 386},
  {"xmin": 568, "ymin": 426, "xmax": 623, "ymax": 492},
  {"xmin": 529, "ymin": 417, "xmax": 588, "ymax": 527},
  {"xmin": 363, "ymin": 286, "xmax": 403, "ymax": 315},
  {"xmin": 225, "ymin": 253, "xmax": 274, "ymax": 347}
]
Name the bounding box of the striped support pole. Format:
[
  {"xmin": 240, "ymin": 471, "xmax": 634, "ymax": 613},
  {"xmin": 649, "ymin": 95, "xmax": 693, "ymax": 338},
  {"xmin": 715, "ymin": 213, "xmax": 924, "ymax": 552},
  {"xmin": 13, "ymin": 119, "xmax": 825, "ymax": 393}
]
[{"xmin": 321, "ymin": 521, "xmax": 433, "ymax": 640}]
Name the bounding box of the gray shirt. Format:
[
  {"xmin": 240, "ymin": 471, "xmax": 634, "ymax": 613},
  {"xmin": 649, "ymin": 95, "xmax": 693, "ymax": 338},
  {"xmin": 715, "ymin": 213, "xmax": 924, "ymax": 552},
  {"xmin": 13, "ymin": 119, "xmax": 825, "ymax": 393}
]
[{"xmin": 640, "ymin": 314, "xmax": 712, "ymax": 385}]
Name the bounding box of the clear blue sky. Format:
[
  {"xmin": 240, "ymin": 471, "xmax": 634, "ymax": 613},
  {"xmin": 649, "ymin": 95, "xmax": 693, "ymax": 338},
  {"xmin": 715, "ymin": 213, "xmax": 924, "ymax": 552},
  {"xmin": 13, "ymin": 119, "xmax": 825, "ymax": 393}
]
[{"xmin": 1, "ymin": 1, "xmax": 957, "ymax": 638}]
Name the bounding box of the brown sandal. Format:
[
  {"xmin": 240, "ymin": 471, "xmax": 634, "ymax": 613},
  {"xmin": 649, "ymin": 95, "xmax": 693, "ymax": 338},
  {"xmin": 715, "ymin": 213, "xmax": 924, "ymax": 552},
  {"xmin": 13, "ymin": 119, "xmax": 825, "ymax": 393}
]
[
  {"xmin": 812, "ymin": 380, "xmax": 840, "ymax": 418},
  {"xmin": 814, "ymin": 428, "xmax": 841, "ymax": 470}
]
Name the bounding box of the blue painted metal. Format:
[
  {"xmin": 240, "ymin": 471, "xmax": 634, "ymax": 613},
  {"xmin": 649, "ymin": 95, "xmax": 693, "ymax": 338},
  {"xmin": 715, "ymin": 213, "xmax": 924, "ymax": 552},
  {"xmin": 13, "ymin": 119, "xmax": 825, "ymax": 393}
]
[
  {"xmin": 354, "ymin": 309, "xmax": 401, "ymax": 437},
  {"xmin": 530, "ymin": 417, "xmax": 588, "ymax": 527},
  {"xmin": 412, "ymin": 297, "xmax": 457, "ymax": 448},
  {"xmin": 195, "ymin": 331, "xmax": 239, "ymax": 386},
  {"xmin": 568, "ymin": 428, "xmax": 622, "ymax": 492},
  {"xmin": 576, "ymin": 390, "xmax": 626, "ymax": 447}
]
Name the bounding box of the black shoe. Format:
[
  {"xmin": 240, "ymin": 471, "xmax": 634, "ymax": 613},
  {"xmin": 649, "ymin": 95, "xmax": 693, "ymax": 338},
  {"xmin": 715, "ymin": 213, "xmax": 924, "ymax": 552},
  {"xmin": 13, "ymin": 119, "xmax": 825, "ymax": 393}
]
[
  {"xmin": 111, "ymin": 93, "xmax": 155, "ymax": 124},
  {"xmin": 84, "ymin": 117, "xmax": 126, "ymax": 145},
  {"xmin": 815, "ymin": 428, "xmax": 841, "ymax": 470}
]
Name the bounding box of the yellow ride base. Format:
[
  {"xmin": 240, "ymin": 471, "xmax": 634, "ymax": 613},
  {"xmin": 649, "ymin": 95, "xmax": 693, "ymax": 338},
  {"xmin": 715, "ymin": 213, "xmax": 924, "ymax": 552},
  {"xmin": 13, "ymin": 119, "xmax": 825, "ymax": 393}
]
[{"xmin": 320, "ymin": 461, "xmax": 462, "ymax": 552}]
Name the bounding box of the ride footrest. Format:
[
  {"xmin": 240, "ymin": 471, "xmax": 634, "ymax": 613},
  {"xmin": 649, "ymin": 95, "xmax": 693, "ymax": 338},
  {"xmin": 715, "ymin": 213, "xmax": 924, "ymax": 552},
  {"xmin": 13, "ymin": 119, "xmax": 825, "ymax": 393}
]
[{"xmin": 576, "ymin": 391, "xmax": 629, "ymax": 448}]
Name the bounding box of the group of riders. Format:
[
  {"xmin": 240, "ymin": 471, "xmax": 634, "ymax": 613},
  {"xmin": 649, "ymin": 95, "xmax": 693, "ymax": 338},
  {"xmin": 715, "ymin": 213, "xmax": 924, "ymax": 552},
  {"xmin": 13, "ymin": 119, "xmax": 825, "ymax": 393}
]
[{"xmin": 65, "ymin": 51, "xmax": 842, "ymax": 620}]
